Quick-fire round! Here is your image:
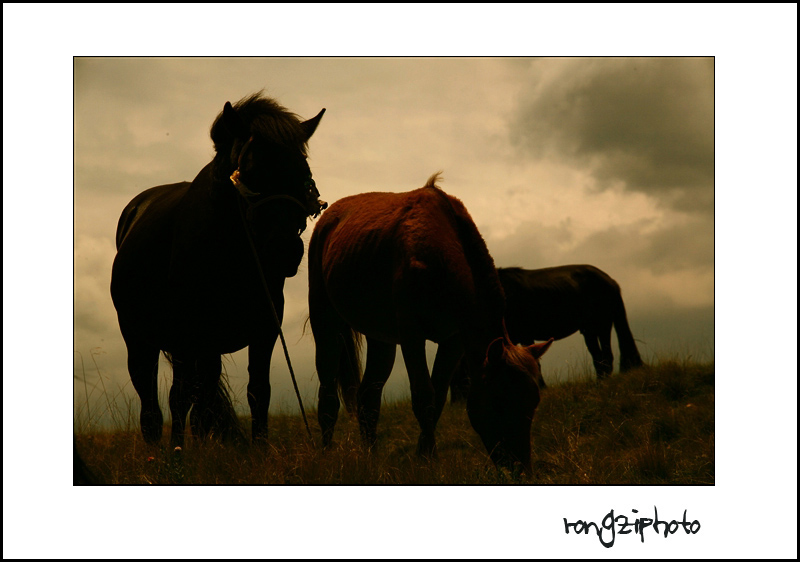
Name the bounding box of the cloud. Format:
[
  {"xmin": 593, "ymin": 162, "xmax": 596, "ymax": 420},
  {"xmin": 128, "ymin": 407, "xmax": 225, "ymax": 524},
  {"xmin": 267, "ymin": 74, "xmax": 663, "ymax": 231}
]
[
  {"xmin": 73, "ymin": 234, "xmax": 121, "ymax": 351},
  {"xmin": 488, "ymin": 213, "xmax": 714, "ymax": 311},
  {"xmin": 566, "ymin": 215, "xmax": 714, "ymax": 276},
  {"xmin": 509, "ymin": 58, "xmax": 714, "ymax": 214}
]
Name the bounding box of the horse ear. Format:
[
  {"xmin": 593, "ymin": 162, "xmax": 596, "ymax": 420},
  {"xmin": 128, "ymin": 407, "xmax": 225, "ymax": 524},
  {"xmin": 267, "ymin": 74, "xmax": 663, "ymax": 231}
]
[
  {"xmin": 484, "ymin": 337, "xmax": 506, "ymax": 367},
  {"xmin": 526, "ymin": 338, "xmax": 554, "ymax": 360},
  {"xmin": 222, "ymin": 101, "xmax": 249, "ymax": 139},
  {"xmin": 300, "ymin": 108, "xmax": 326, "ymax": 141}
]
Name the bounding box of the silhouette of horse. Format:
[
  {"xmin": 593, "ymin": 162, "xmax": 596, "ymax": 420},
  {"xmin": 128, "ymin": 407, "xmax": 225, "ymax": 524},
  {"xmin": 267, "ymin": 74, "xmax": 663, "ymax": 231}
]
[
  {"xmin": 111, "ymin": 92, "xmax": 326, "ymax": 446},
  {"xmin": 451, "ymin": 264, "xmax": 644, "ymax": 400},
  {"xmin": 308, "ymin": 174, "xmax": 552, "ymax": 472}
]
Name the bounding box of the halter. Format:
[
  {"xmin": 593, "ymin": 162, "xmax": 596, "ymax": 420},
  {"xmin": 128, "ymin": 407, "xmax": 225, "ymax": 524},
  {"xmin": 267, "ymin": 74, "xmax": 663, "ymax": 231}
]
[
  {"xmin": 230, "ymin": 136, "xmax": 328, "ymax": 220},
  {"xmin": 231, "ymin": 169, "xmax": 327, "ymax": 225}
]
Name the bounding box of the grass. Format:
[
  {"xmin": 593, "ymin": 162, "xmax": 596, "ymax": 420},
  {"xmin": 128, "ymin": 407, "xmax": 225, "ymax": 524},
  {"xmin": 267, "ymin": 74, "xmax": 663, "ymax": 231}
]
[{"xmin": 74, "ymin": 358, "xmax": 714, "ymax": 485}]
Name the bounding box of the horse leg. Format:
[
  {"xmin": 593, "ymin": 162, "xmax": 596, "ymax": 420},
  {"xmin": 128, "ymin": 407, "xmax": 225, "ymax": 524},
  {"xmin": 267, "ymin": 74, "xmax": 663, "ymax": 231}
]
[
  {"xmin": 582, "ymin": 330, "xmax": 608, "ymax": 380},
  {"xmin": 314, "ymin": 323, "xmax": 344, "ymax": 448},
  {"xmin": 358, "ymin": 337, "xmax": 396, "ymax": 449},
  {"xmin": 449, "ymin": 357, "xmax": 470, "ymax": 404},
  {"xmin": 310, "ymin": 282, "xmax": 351, "ymax": 448},
  {"xmin": 400, "ymin": 338, "xmax": 437, "ymax": 458},
  {"xmin": 168, "ymin": 354, "xmax": 194, "ymax": 448},
  {"xmin": 248, "ymin": 282, "xmax": 284, "ymax": 443},
  {"xmin": 430, "ymin": 338, "xmax": 464, "ymax": 425},
  {"xmin": 189, "ymin": 354, "xmax": 225, "ymax": 440},
  {"xmin": 126, "ymin": 339, "xmax": 162, "ymax": 444},
  {"xmin": 597, "ymin": 322, "xmax": 614, "ymax": 378},
  {"xmin": 248, "ymin": 334, "xmax": 277, "ymax": 443}
]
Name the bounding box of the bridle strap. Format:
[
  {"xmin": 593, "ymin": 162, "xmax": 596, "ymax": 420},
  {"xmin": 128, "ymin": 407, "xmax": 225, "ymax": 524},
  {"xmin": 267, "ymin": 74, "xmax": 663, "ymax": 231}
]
[
  {"xmin": 230, "ymin": 169, "xmax": 326, "ymax": 219},
  {"xmin": 237, "ymin": 136, "xmax": 255, "ymax": 170},
  {"xmin": 230, "ymin": 169, "xmax": 260, "ymax": 198},
  {"xmin": 236, "ymin": 199, "xmax": 314, "ymax": 443}
]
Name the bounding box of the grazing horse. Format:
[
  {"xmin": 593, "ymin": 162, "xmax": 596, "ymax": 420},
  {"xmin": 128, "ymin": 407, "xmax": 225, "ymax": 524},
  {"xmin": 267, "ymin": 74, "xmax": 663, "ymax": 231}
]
[
  {"xmin": 451, "ymin": 264, "xmax": 644, "ymax": 400},
  {"xmin": 308, "ymin": 174, "xmax": 552, "ymax": 472},
  {"xmin": 111, "ymin": 92, "xmax": 326, "ymax": 446}
]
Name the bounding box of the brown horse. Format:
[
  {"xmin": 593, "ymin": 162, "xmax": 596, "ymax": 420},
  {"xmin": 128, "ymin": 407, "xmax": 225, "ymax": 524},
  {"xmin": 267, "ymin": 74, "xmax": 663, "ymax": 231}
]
[
  {"xmin": 111, "ymin": 92, "xmax": 326, "ymax": 446},
  {"xmin": 451, "ymin": 264, "xmax": 644, "ymax": 401},
  {"xmin": 308, "ymin": 174, "xmax": 551, "ymax": 472}
]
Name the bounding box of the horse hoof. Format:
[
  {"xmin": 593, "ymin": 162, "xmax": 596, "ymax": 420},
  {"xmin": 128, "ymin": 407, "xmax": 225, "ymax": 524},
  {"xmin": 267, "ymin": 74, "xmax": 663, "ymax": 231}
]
[{"xmin": 416, "ymin": 435, "xmax": 437, "ymax": 459}]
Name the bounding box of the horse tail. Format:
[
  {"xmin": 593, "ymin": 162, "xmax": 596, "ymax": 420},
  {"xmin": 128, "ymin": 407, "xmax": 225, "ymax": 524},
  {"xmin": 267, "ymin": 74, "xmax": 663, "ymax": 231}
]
[
  {"xmin": 204, "ymin": 368, "xmax": 246, "ymax": 443},
  {"xmin": 163, "ymin": 352, "xmax": 246, "ymax": 443},
  {"xmin": 612, "ymin": 294, "xmax": 644, "ymax": 372},
  {"xmin": 337, "ymin": 325, "xmax": 363, "ymax": 414}
]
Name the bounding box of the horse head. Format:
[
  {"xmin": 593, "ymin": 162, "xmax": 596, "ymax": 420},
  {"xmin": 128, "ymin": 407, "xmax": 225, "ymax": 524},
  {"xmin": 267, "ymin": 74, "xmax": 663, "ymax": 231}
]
[
  {"xmin": 211, "ymin": 93, "xmax": 327, "ymax": 277},
  {"xmin": 467, "ymin": 336, "xmax": 553, "ymax": 475}
]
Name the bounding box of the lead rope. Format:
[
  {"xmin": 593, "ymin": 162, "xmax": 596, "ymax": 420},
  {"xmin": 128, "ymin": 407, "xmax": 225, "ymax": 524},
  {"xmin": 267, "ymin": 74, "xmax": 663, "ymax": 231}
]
[{"xmin": 236, "ymin": 200, "xmax": 314, "ymax": 443}]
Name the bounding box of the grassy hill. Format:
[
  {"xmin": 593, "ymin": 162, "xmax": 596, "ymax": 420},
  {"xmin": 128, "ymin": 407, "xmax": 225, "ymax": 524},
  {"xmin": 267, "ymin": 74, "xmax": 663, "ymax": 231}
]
[{"xmin": 74, "ymin": 359, "xmax": 714, "ymax": 485}]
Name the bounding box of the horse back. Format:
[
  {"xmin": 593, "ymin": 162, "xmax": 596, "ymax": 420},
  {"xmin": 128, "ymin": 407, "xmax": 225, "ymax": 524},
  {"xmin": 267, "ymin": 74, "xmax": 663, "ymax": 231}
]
[
  {"xmin": 310, "ymin": 185, "xmax": 501, "ymax": 343},
  {"xmin": 501, "ymin": 265, "xmax": 619, "ymax": 294},
  {"xmin": 499, "ymin": 265, "xmax": 621, "ymax": 341},
  {"xmin": 115, "ymin": 181, "xmax": 191, "ymax": 251}
]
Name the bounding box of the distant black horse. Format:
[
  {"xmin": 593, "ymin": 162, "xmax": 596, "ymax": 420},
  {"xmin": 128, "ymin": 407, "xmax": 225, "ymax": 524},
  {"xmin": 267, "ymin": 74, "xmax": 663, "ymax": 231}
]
[
  {"xmin": 111, "ymin": 92, "xmax": 326, "ymax": 446},
  {"xmin": 308, "ymin": 174, "xmax": 552, "ymax": 473},
  {"xmin": 451, "ymin": 265, "xmax": 644, "ymax": 400}
]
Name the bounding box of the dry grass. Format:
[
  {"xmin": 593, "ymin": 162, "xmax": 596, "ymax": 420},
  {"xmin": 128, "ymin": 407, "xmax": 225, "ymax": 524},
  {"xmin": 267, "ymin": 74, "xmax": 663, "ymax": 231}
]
[{"xmin": 74, "ymin": 358, "xmax": 714, "ymax": 485}]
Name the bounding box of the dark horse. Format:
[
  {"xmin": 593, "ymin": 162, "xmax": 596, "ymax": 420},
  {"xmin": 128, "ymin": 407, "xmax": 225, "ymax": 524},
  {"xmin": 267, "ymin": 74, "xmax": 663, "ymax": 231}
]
[
  {"xmin": 308, "ymin": 174, "xmax": 552, "ymax": 472},
  {"xmin": 111, "ymin": 92, "xmax": 326, "ymax": 446},
  {"xmin": 451, "ymin": 264, "xmax": 644, "ymax": 400}
]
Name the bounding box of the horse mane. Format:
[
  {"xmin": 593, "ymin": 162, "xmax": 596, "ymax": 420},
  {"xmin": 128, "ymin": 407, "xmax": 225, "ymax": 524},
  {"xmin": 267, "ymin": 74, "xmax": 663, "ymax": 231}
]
[
  {"xmin": 424, "ymin": 173, "xmax": 506, "ymax": 336},
  {"xmin": 423, "ymin": 171, "xmax": 443, "ymax": 190},
  {"xmin": 497, "ymin": 267, "xmax": 531, "ymax": 287},
  {"xmin": 209, "ymin": 91, "xmax": 310, "ymax": 170}
]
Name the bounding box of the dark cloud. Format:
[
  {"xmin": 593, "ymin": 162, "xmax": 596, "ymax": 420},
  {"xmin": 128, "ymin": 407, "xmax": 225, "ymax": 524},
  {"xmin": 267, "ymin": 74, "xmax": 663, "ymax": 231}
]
[
  {"xmin": 565, "ymin": 217, "xmax": 714, "ymax": 276},
  {"xmin": 487, "ymin": 213, "xmax": 713, "ymax": 314},
  {"xmin": 510, "ymin": 58, "xmax": 714, "ymax": 214}
]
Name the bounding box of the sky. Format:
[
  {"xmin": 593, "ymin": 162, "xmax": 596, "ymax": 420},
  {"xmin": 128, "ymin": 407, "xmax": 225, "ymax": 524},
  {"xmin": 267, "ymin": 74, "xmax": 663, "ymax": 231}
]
[
  {"xmin": 72, "ymin": 56, "xmax": 716, "ymax": 425},
  {"xmin": 4, "ymin": 4, "xmax": 798, "ymax": 559}
]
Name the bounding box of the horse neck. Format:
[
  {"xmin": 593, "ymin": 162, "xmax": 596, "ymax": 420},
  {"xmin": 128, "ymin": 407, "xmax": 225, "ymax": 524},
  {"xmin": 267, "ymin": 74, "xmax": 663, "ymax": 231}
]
[
  {"xmin": 186, "ymin": 162, "xmax": 246, "ymax": 220},
  {"xmin": 463, "ymin": 310, "xmax": 506, "ymax": 367},
  {"xmin": 210, "ymin": 151, "xmax": 236, "ymax": 184},
  {"xmin": 195, "ymin": 161, "xmax": 232, "ymax": 200},
  {"xmin": 179, "ymin": 163, "xmax": 249, "ymax": 247}
]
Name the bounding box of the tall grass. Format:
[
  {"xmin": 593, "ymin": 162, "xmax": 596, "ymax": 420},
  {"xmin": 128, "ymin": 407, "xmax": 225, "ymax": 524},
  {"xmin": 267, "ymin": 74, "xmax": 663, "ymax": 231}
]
[
  {"xmin": 74, "ymin": 358, "xmax": 714, "ymax": 485},
  {"xmin": 73, "ymin": 348, "xmax": 144, "ymax": 435}
]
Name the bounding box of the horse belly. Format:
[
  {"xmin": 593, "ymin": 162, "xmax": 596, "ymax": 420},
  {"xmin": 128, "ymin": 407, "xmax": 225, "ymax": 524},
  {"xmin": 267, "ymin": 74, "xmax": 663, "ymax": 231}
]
[
  {"xmin": 113, "ymin": 257, "xmax": 259, "ymax": 354},
  {"xmin": 329, "ymin": 263, "xmax": 463, "ymax": 345},
  {"xmin": 330, "ymin": 286, "xmax": 461, "ymax": 345},
  {"xmin": 336, "ymin": 300, "xmax": 400, "ymax": 343}
]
